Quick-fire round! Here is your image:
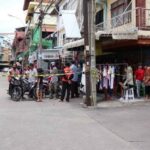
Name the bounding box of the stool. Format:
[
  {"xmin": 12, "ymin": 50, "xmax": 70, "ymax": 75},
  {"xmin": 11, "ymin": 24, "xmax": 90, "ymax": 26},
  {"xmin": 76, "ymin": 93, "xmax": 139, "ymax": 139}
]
[{"xmin": 124, "ymin": 88, "xmax": 134, "ymax": 101}]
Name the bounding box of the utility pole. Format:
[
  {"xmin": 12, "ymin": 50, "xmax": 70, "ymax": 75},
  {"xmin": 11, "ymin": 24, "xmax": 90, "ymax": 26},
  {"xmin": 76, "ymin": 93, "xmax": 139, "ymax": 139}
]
[
  {"xmin": 37, "ymin": 9, "xmax": 44, "ymax": 68},
  {"xmin": 83, "ymin": 0, "xmax": 91, "ymax": 106},
  {"xmin": 83, "ymin": 0, "xmax": 97, "ymax": 106},
  {"xmin": 89, "ymin": 0, "xmax": 97, "ymax": 106}
]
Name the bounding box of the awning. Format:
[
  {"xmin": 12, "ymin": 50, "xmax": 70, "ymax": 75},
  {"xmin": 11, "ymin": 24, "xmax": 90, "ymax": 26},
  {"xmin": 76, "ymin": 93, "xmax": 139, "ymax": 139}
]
[
  {"xmin": 64, "ymin": 39, "xmax": 84, "ymax": 50},
  {"xmin": 61, "ymin": 10, "xmax": 81, "ymax": 38},
  {"xmin": 95, "ymin": 31, "xmax": 111, "ymax": 40}
]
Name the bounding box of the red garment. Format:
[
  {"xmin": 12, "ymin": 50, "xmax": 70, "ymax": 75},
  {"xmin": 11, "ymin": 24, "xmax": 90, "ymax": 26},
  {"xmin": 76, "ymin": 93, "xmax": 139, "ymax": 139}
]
[
  {"xmin": 62, "ymin": 67, "xmax": 72, "ymax": 82},
  {"xmin": 135, "ymin": 68, "xmax": 145, "ymax": 81}
]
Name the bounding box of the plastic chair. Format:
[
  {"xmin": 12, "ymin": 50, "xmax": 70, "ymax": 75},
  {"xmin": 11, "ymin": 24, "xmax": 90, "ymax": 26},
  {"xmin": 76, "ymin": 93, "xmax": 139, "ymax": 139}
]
[{"xmin": 124, "ymin": 88, "xmax": 134, "ymax": 101}]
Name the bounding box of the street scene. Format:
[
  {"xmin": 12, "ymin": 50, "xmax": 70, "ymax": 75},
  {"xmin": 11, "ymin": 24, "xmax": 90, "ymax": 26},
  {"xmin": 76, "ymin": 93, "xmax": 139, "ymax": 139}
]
[
  {"xmin": 1, "ymin": 76, "xmax": 150, "ymax": 150},
  {"xmin": 0, "ymin": 0, "xmax": 150, "ymax": 150}
]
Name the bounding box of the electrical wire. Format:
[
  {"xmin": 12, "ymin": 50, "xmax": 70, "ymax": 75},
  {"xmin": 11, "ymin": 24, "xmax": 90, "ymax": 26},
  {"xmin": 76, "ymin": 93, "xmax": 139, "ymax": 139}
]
[{"xmin": 33, "ymin": 0, "xmax": 56, "ymax": 35}]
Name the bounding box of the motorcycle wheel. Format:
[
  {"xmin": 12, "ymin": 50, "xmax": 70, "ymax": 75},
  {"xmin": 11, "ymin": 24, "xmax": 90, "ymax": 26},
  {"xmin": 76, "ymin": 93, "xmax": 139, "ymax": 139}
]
[{"xmin": 11, "ymin": 86, "xmax": 22, "ymax": 101}]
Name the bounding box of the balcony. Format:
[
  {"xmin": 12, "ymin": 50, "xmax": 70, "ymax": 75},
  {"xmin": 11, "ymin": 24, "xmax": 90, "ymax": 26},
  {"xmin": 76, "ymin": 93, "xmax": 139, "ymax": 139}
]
[{"xmin": 96, "ymin": 7, "xmax": 150, "ymax": 38}]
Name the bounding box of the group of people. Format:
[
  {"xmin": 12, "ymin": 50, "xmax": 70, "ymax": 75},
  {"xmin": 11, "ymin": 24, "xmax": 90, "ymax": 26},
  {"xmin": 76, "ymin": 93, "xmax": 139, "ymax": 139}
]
[
  {"xmin": 8, "ymin": 60, "xmax": 82, "ymax": 102},
  {"xmin": 119, "ymin": 64, "xmax": 150, "ymax": 100}
]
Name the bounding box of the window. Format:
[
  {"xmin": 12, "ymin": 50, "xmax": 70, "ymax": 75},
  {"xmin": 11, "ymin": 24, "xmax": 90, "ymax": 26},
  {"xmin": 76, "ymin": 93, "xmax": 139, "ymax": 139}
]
[
  {"xmin": 96, "ymin": 10, "xmax": 104, "ymax": 25},
  {"xmin": 111, "ymin": 0, "xmax": 132, "ymax": 28}
]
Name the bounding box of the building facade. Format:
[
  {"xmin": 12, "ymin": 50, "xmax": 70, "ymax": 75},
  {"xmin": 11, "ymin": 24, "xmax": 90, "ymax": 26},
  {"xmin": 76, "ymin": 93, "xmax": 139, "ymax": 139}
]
[
  {"xmin": 95, "ymin": 0, "xmax": 150, "ymax": 65},
  {"xmin": 55, "ymin": 0, "xmax": 83, "ymax": 62},
  {"xmin": 12, "ymin": 27, "xmax": 28, "ymax": 62},
  {"xmin": 56, "ymin": 0, "xmax": 150, "ymax": 65},
  {"xmin": 0, "ymin": 36, "xmax": 11, "ymax": 68}
]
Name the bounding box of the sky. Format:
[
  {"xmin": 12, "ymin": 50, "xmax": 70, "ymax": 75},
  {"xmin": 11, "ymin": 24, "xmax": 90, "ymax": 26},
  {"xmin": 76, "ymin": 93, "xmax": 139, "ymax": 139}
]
[{"xmin": 0, "ymin": 0, "xmax": 26, "ymax": 33}]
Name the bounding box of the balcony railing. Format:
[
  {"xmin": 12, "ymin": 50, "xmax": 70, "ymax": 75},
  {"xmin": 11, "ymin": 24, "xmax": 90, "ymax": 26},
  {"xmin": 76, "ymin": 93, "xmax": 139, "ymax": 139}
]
[{"xmin": 96, "ymin": 7, "xmax": 150, "ymax": 34}]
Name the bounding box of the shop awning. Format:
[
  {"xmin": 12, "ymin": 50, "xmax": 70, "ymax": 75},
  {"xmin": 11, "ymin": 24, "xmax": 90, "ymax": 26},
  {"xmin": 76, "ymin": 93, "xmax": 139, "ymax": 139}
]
[
  {"xmin": 64, "ymin": 39, "xmax": 84, "ymax": 50},
  {"xmin": 95, "ymin": 31, "xmax": 111, "ymax": 40}
]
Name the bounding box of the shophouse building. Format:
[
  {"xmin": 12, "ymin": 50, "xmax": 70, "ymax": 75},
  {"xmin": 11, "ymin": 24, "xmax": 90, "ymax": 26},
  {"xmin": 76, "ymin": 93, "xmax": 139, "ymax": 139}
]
[
  {"xmin": 55, "ymin": 0, "xmax": 150, "ymax": 66},
  {"xmin": 0, "ymin": 36, "xmax": 11, "ymax": 68},
  {"xmin": 23, "ymin": 0, "xmax": 59, "ymax": 68}
]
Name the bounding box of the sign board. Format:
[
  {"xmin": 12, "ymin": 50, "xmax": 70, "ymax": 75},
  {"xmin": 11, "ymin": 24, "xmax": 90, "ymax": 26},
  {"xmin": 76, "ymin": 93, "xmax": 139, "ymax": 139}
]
[
  {"xmin": 41, "ymin": 50, "xmax": 60, "ymax": 60},
  {"xmin": 112, "ymin": 29, "xmax": 138, "ymax": 40}
]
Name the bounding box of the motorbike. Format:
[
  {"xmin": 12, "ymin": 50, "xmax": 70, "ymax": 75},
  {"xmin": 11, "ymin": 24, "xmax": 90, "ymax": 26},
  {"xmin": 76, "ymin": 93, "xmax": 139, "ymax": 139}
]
[
  {"xmin": 21, "ymin": 77, "xmax": 37, "ymax": 100},
  {"xmin": 8, "ymin": 76, "xmax": 37, "ymax": 101},
  {"xmin": 8, "ymin": 76, "xmax": 62, "ymax": 101},
  {"xmin": 38, "ymin": 77, "xmax": 62, "ymax": 99},
  {"xmin": 8, "ymin": 76, "xmax": 22, "ymax": 101}
]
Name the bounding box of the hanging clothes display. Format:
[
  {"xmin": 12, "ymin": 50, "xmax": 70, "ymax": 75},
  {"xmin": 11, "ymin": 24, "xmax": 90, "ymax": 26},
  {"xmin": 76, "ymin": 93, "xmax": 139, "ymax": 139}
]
[{"xmin": 97, "ymin": 63, "xmax": 128, "ymax": 100}]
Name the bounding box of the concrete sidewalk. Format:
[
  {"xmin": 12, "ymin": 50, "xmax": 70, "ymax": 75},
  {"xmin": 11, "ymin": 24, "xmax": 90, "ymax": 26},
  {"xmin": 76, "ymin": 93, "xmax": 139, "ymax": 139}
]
[{"xmin": 97, "ymin": 98, "xmax": 150, "ymax": 108}]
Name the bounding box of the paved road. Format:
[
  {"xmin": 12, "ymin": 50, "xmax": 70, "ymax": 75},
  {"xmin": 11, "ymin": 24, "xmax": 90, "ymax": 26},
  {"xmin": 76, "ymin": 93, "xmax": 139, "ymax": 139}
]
[{"xmin": 0, "ymin": 77, "xmax": 150, "ymax": 150}]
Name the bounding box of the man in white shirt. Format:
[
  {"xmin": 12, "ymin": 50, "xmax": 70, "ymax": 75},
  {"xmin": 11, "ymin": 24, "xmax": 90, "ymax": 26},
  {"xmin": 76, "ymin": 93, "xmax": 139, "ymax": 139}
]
[
  {"xmin": 28, "ymin": 64, "xmax": 37, "ymax": 83},
  {"xmin": 49, "ymin": 62, "xmax": 59, "ymax": 99},
  {"xmin": 28, "ymin": 64, "xmax": 38, "ymax": 99}
]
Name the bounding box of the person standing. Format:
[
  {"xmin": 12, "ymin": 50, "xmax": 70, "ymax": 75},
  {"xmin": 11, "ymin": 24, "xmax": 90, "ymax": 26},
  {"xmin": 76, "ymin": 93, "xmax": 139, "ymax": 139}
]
[
  {"xmin": 134, "ymin": 64, "xmax": 145, "ymax": 98},
  {"xmin": 119, "ymin": 66, "xmax": 134, "ymax": 100},
  {"xmin": 143, "ymin": 66, "xmax": 150, "ymax": 100},
  {"xmin": 28, "ymin": 64, "xmax": 37, "ymax": 98},
  {"xmin": 28, "ymin": 64, "xmax": 37, "ymax": 83},
  {"xmin": 36, "ymin": 68, "xmax": 44, "ymax": 102},
  {"xmin": 49, "ymin": 62, "xmax": 59, "ymax": 99},
  {"xmin": 70, "ymin": 61, "xmax": 79, "ymax": 98},
  {"xmin": 60, "ymin": 63, "xmax": 73, "ymax": 102},
  {"xmin": 8, "ymin": 64, "xmax": 20, "ymax": 81},
  {"xmin": 8, "ymin": 64, "xmax": 20, "ymax": 94}
]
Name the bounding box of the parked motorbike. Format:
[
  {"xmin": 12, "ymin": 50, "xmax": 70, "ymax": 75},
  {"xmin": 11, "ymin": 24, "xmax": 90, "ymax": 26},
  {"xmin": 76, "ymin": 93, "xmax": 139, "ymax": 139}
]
[
  {"xmin": 21, "ymin": 77, "xmax": 37, "ymax": 100},
  {"xmin": 38, "ymin": 77, "xmax": 62, "ymax": 99},
  {"xmin": 8, "ymin": 76, "xmax": 22, "ymax": 101}
]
